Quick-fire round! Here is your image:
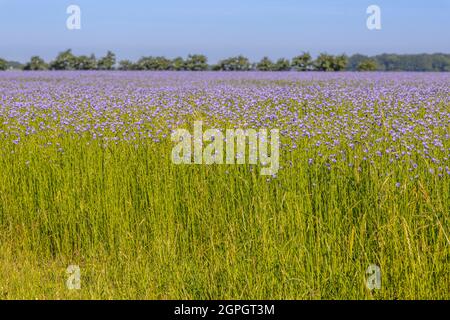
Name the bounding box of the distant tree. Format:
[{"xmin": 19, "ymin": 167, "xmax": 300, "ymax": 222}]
[
  {"xmin": 136, "ymin": 56, "xmax": 171, "ymax": 70},
  {"xmin": 23, "ymin": 56, "xmax": 49, "ymax": 70},
  {"xmin": 0, "ymin": 58, "xmax": 9, "ymax": 70},
  {"xmin": 9, "ymin": 51, "xmax": 450, "ymax": 72},
  {"xmin": 135, "ymin": 57, "xmax": 147, "ymax": 70},
  {"xmin": 371, "ymin": 53, "xmax": 450, "ymax": 71},
  {"xmin": 171, "ymin": 57, "xmax": 185, "ymax": 71},
  {"xmin": 375, "ymin": 54, "xmax": 400, "ymax": 71},
  {"xmin": 136, "ymin": 57, "xmax": 153, "ymax": 70},
  {"xmin": 185, "ymin": 54, "xmax": 208, "ymax": 71},
  {"xmin": 411, "ymin": 55, "xmax": 433, "ymax": 71},
  {"xmin": 313, "ymin": 53, "xmax": 347, "ymax": 71},
  {"xmin": 213, "ymin": 60, "xmax": 225, "ymax": 71},
  {"xmin": 347, "ymin": 54, "xmax": 369, "ymax": 70},
  {"xmin": 211, "ymin": 64, "xmax": 222, "ymax": 71},
  {"xmin": 154, "ymin": 56, "xmax": 171, "ymax": 70},
  {"xmin": 291, "ymin": 52, "xmax": 312, "ymax": 71},
  {"xmin": 6, "ymin": 61, "xmax": 24, "ymax": 70},
  {"xmin": 118, "ymin": 60, "xmax": 135, "ymax": 70},
  {"xmin": 314, "ymin": 53, "xmax": 335, "ymax": 71},
  {"xmin": 216, "ymin": 55, "xmax": 251, "ymax": 71},
  {"xmin": 357, "ymin": 59, "xmax": 378, "ymax": 71},
  {"xmin": 74, "ymin": 54, "xmax": 97, "ymax": 70},
  {"xmin": 273, "ymin": 58, "xmax": 291, "ymax": 71},
  {"xmin": 333, "ymin": 54, "xmax": 348, "ymax": 71},
  {"xmin": 429, "ymin": 54, "xmax": 450, "ymax": 71},
  {"xmin": 235, "ymin": 55, "xmax": 251, "ymax": 71},
  {"xmin": 50, "ymin": 49, "xmax": 77, "ymax": 70},
  {"xmin": 97, "ymin": 51, "xmax": 116, "ymax": 70},
  {"xmin": 256, "ymin": 57, "xmax": 274, "ymax": 71}
]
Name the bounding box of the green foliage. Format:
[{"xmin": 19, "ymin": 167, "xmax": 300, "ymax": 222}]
[
  {"xmin": 7, "ymin": 61, "xmax": 24, "ymax": 70},
  {"xmin": 215, "ymin": 55, "xmax": 251, "ymax": 71},
  {"xmin": 23, "ymin": 56, "xmax": 49, "ymax": 71},
  {"xmin": 429, "ymin": 54, "xmax": 450, "ymax": 71},
  {"xmin": 118, "ymin": 60, "xmax": 136, "ymax": 71},
  {"xmin": 152, "ymin": 56, "xmax": 171, "ymax": 70},
  {"xmin": 0, "ymin": 58, "xmax": 7, "ymax": 70},
  {"xmin": 333, "ymin": 54, "xmax": 348, "ymax": 71},
  {"xmin": 347, "ymin": 53, "xmax": 450, "ymax": 71},
  {"xmin": 185, "ymin": 54, "xmax": 208, "ymax": 71},
  {"xmin": 357, "ymin": 59, "xmax": 378, "ymax": 71},
  {"xmin": 171, "ymin": 57, "xmax": 186, "ymax": 71},
  {"xmin": 376, "ymin": 54, "xmax": 402, "ymax": 71},
  {"xmin": 291, "ymin": 52, "xmax": 312, "ymax": 71},
  {"xmin": 48, "ymin": 50, "xmax": 115, "ymax": 71},
  {"xmin": 256, "ymin": 57, "xmax": 274, "ymax": 71},
  {"xmin": 136, "ymin": 56, "xmax": 172, "ymax": 70},
  {"xmin": 74, "ymin": 54, "xmax": 97, "ymax": 70},
  {"xmin": 50, "ymin": 49, "xmax": 77, "ymax": 70},
  {"xmin": 314, "ymin": 53, "xmax": 335, "ymax": 71},
  {"xmin": 273, "ymin": 58, "xmax": 291, "ymax": 71},
  {"xmin": 97, "ymin": 51, "xmax": 116, "ymax": 70},
  {"xmin": 347, "ymin": 54, "xmax": 370, "ymax": 70},
  {"xmin": 314, "ymin": 53, "xmax": 348, "ymax": 71},
  {"xmin": 13, "ymin": 50, "xmax": 450, "ymax": 72}
]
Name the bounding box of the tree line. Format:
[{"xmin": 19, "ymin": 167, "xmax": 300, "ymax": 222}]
[{"xmin": 1, "ymin": 50, "xmax": 450, "ymax": 71}]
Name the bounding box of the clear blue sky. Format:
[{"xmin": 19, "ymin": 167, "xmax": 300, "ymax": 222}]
[{"xmin": 0, "ymin": 0, "xmax": 449, "ymax": 63}]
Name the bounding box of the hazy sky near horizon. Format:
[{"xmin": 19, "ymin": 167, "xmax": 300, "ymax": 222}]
[{"xmin": 0, "ymin": 0, "xmax": 449, "ymax": 63}]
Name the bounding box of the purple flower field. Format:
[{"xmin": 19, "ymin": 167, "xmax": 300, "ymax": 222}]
[
  {"xmin": 0, "ymin": 71, "xmax": 448, "ymax": 299},
  {"xmin": 1, "ymin": 71, "xmax": 449, "ymax": 175}
]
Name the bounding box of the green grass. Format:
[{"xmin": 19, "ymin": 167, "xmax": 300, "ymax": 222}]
[{"xmin": 0, "ymin": 133, "xmax": 448, "ymax": 299}]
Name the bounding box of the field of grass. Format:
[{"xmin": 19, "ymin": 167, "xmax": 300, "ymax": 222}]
[{"xmin": 0, "ymin": 72, "xmax": 448, "ymax": 299}]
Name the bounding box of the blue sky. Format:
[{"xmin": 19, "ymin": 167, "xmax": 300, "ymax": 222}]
[{"xmin": 0, "ymin": 0, "xmax": 449, "ymax": 63}]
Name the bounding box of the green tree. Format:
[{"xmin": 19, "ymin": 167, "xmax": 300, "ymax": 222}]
[
  {"xmin": 333, "ymin": 54, "xmax": 348, "ymax": 71},
  {"xmin": 185, "ymin": 54, "xmax": 208, "ymax": 71},
  {"xmin": 136, "ymin": 56, "xmax": 171, "ymax": 70},
  {"xmin": 211, "ymin": 64, "xmax": 222, "ymax": 71},
  {"xmin": 347, "ymin": 54, "xmax": 369, "ymax": 70},
  {"xmin": 136, "ymin": 57, "xmax": 153, "ymax": 70},
  {"xmin": 313, "ymin": 53, "xmax": 347, "ymax": 71},
  {"xmin": 74, "ymin": 54, "xmax": 97, "ymax": 70},
  {"xmin": 154, "ymin": 56, "xmax": 171, "ymax": 70},
  {"xmin": 50, "ymin": 49, "xmax": 77, "ymax": 70},
  {"xmin": 97, "ymin": 51, "xmax": 116, "ymax": 70},
  {"xmin": 291, "ymin": 52, "xmax": 312, "ymax": 71},
  {"xmin": 314, "ymin": 53, "xmax": 335, "ymax": 71},
  {"xmin": 273, "ymin": 58, "xmax": 291, "ymax": 71},
  {"xmin": 6, "ymin": 61, "xmax": 23, "ymax": 70},
  {"xmin": 216, "ymin": 55, "xmax": 251, "ymax": 71},
  {"xmin": 375, "ymin": 54, "xmax": 400, "ymax": 71},
  {"xmin": 357, "ymin": 59, "xmax": 378, "ymax": 71},
  {"xmin": 171, "ymin": 57, "xmax": 185, "ymax": 71},
  {"xmin": 23, "ymin": 56, "xmax": 49, "ymax": 70},
  {"xmin": 430, "ymin": 54, "xmax": 450, "ymax": 71},
  {"xmin": 118, "ymin": 60, "xmax": 135, "ymax": 70},
  {"xmin": 0, "ymin": 58, "xmax": 7, "ymax": 70},
  {"xmin": 256, "ymin": 57, "xmax": 274, "ymax": 71}
]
